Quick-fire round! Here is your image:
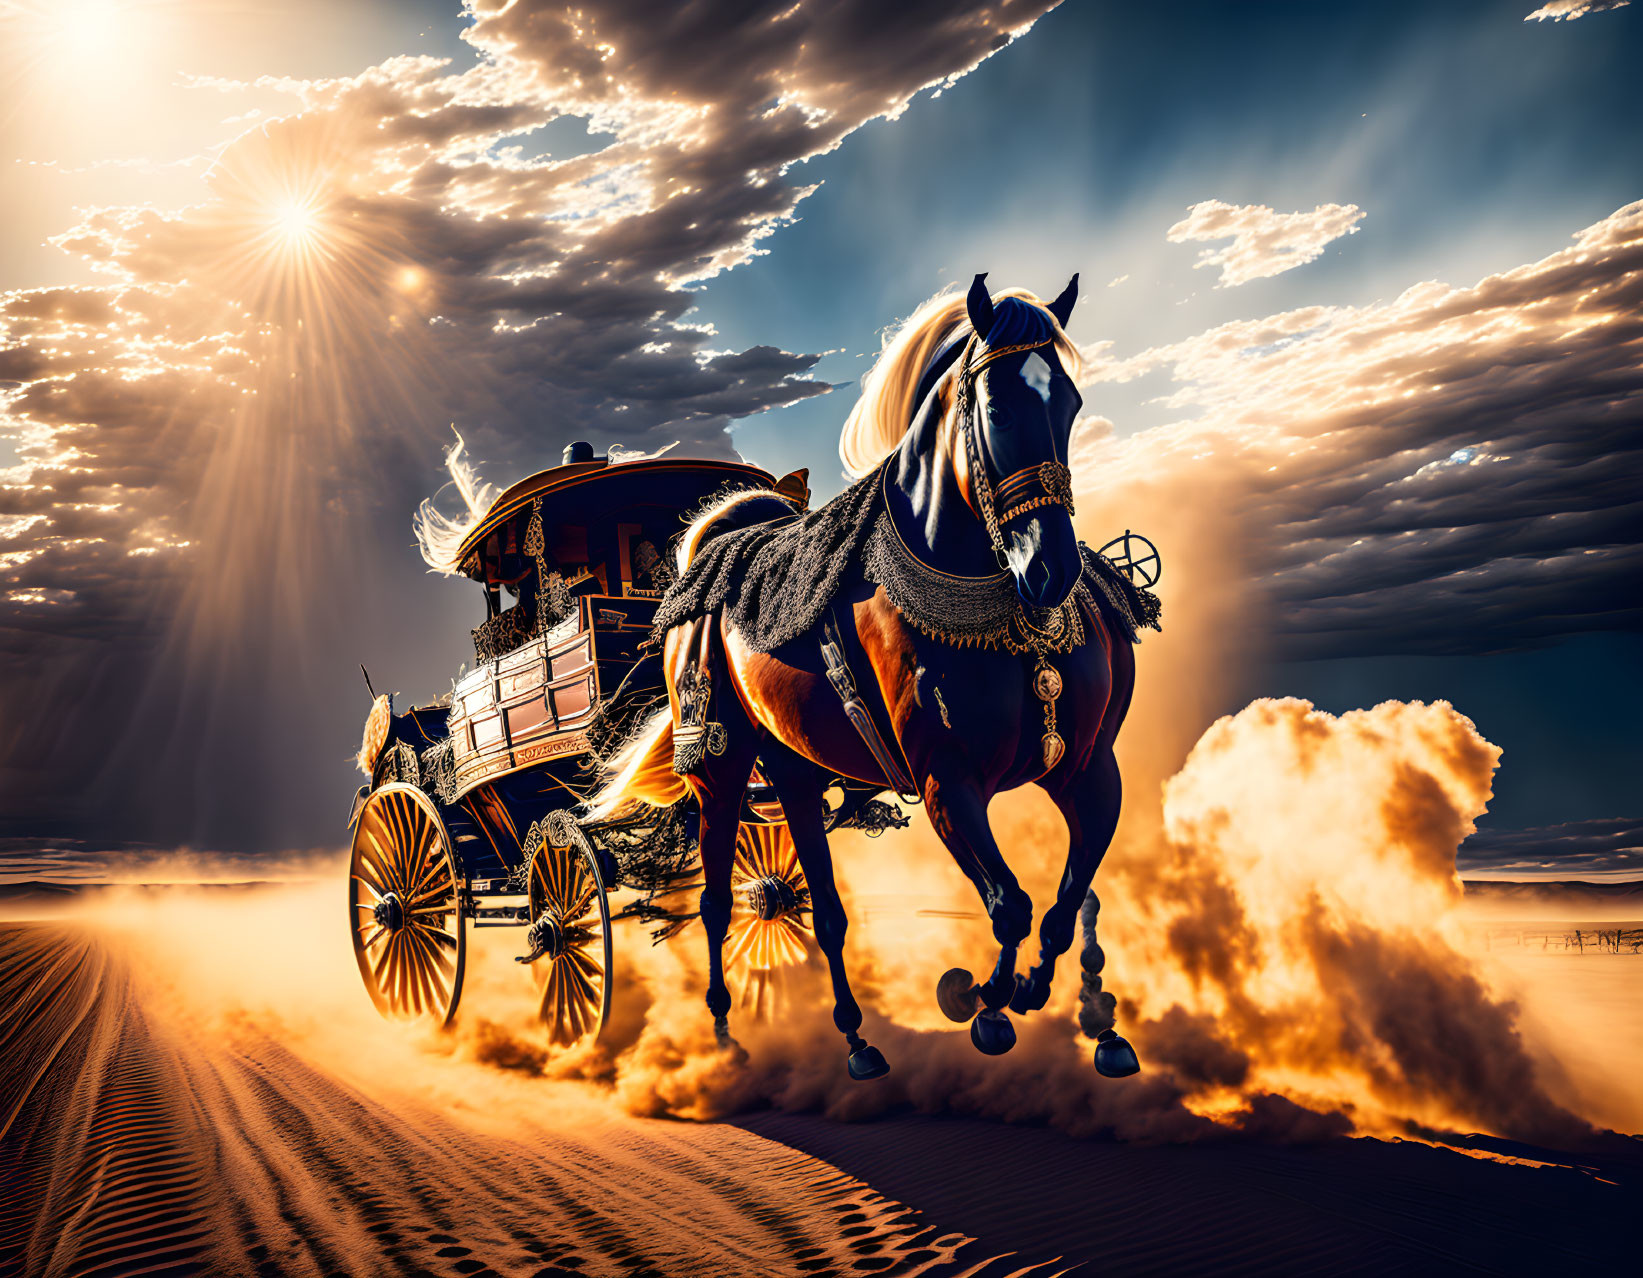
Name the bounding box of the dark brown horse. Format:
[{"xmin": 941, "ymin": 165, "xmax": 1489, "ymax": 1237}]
[{"xmin": 592, "ymin": 275, "xmax": 1140, "ymax": 1081}]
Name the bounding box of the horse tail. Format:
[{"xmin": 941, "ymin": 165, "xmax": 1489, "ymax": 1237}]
[
  {"xmin": 589, "ymin": 486, "xmax": 794, "ymax": 821},
  {"xmin": 585, "ymin": 705, "xmax": 684, "ymax": 821},
  {"xmin": 676, "ymin": 487, "xmax": 798, "ymax": 573}
]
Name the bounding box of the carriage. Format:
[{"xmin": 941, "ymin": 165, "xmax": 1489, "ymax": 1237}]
[{"xmin": 346, "ymin": 443, "xmax": 901, "ymax": 1047}]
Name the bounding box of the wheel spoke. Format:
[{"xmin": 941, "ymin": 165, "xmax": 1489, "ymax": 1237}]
[
  {"xmin": 564, "ymin": 879, "xmax": 596, "ymax": 924},
  {"xmin": 403, "ymin": 823, "xmax": 432, "ymax": 902},
  {"xmin": 563, "ymin": 949, "xmax": 603, "ymax": 1008},
  {"xmin": 406, "ymin": 877, "xmax": 454, "ymax": 909},
  {"xmin": 410, "ymin": 923, "xmax": 456, "ymax": 978},
  {"xmin": 545, "ymin": 842, "xmax": 567, "ymax": 914},
  {"xmin": 386, "ymin": 799, "xmax": 416, "ymax": 892},
  {"xmin": 409, "ymin": 936, "xmax": 433, "ymax": 1017},
  {"xmin": 361, "ymin": 829, "xmax": 403, "ymax": 895},
  {"xmin": 406, "ymin": 929, "xmax": 438, "ymax": 1011},
  {"xmin": 379, "ymin": 933, "xmax": 402, "ymax": 1009},
  {"xmin": 410, "ymin": 846, "xmax": 448, "ymax": 901},
  {"xmin": 564, "ymin": 855, "xmax": 586, "ymax": 915},
  {"xmin": 723, "ymin": 919, "xmax": 759, "ymax": 971},
  {"xmin": 395, "ymin": 935, "xmax": 417, "ymax": 1015},
  {"xmin": 539, "ymin": 963, "xmax": 564, "ymax": 1039},
  {"xmin": 559, "ymin": 958, "xmax": 596, "ymax": 1031},
  {"xmin": 395, "ymin": 934, "xmax": 416, "ymax": 1014}
]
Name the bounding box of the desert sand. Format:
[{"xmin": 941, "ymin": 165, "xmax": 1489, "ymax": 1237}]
[{"xmin": 1, "ymin": 881, "xmax": 1636, "ymax": 1277}]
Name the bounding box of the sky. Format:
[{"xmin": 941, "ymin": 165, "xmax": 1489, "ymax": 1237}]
[{"xmin": 0, "ymin": 0, "xmax": 1639, "ymax": 879}]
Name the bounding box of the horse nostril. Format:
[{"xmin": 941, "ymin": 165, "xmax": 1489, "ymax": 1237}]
[{"xmin": 1033, "ymin": 560, "xmax": 1054, "ymax": 601}]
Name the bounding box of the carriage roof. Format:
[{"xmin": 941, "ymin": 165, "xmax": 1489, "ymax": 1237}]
[{"xmin": 453, "ymin": 454, "xmax": 779, "ymax": 582}]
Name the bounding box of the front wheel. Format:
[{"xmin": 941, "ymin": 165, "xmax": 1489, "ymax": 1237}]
[{"xmin": 348, "ymin": 783, "xmax": 466, "ymax": 1026}]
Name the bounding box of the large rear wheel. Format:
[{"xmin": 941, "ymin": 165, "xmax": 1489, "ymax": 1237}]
[
  {"xmin": 349, "ymin": 783, "xmax": 466, "ymax": 1026},
  {"xmin": 727, "ymin": 821, "xmax": 812, "ymax": 1018},
  {"xmin": 524, "ymin": 815, "xmax": 613, "ymax": 1050}
]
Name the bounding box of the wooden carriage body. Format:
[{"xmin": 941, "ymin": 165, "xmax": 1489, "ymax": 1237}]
[
  {"xmin": 440, "ymin": 455, "xmax": 781, "ymax": 802},
  {"xmin": 348, "ymin": 447, "xmax": 824, "ymax": 1042}
]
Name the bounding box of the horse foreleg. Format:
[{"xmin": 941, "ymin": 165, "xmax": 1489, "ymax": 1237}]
[
  {"xmin": 1011, "ymin": 747, "xmax": 1120, "ymax": 1016},
  {"xmin": 927, "ymin": 774, "xmax": 1032, "ymax": 1054},
  {"xmin": 759, "ymin": 746, "xmax": 888, "ymax": 1081}
]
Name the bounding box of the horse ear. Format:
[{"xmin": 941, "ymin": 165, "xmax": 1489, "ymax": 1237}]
[
  {"xmin": 967, "ymin": 273, "xmax": 995, "ymax": 339},
  {"xmin": 1047, "ymin": 273, "xmax": 1078, "ymax": 328}
]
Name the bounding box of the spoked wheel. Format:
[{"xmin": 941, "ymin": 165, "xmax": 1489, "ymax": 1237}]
[
  {"xmin": 349, "ymin": 783, "xmax": 466, "ymax": 1026},
  {"xmin": 525, "ymin": 821, "xmax": 613, "ymax": 1050},
  {"xmin": 727, "ymin": 821, "xmax": 812, "ymax": 1018}
]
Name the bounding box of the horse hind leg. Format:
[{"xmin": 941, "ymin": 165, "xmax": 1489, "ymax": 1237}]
[
  {"xmin": 758, "ymin": 745, "xmax": 888, "ymax": 1081},
  {"xmin": 685, "ymin": 729, "xmax": 759, "ymax": 1052}
]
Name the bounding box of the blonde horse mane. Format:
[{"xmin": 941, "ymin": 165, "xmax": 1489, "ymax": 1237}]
[{"xmin": 838, "ymin": 284, "xmax": 1084, "ymax": 480}]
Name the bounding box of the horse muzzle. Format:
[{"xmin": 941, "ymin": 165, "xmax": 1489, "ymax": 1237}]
[{"xmin": 1004, "ymin": 517, "xmax": 1079, "ymax": 611}]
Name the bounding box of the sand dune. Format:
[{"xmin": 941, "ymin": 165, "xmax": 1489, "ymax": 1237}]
[
  {"xmin": 0, "ymin": 923, "xmax": 1021, "ymax": 1277},
  {"xmin": 1, "ymin": 913, "xmax": 1636, "ymax": 1276}
]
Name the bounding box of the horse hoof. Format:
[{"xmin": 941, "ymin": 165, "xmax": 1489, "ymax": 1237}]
[
  {"xmin": 970, "ymin": 1009, "xmax": 1016, "ymax": 1056},
  {"xmin": 1094, "ymin": 1031, "xmax": 1140, "ymax": 1078},
  {"xmin": 937, "ymin": 968, "xmax": 980, "ymax": 1023},
  {"xmin": 847, "ymin": 1044, "xmax": 890, "ymax": 1081},
  {"xmin": 1008, "ymin": 973, "xmax": 1047, "ymax": 1015}
]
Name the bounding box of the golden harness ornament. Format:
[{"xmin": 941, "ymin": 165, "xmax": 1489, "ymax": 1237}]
[{"xmin": 997, "ymin": 460, "xmax": 1075, "ymax": 526}]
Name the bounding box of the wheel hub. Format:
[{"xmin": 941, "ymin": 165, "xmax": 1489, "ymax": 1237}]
[
  {"xmin": 527, "ymin": 912, "xmax": 567, "ymax": 960},
  {"xmin": 748, "ymin": 874, "xmax": 799, "ymax": 922},
  {"xmin": 373, "ymin": 891, "xmax": 406, "ymax": 932}
]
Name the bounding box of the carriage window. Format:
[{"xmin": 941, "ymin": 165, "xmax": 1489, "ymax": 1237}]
[{"xmin": 550, "ymin": 523, "xmax": 588, "ymax": 568}]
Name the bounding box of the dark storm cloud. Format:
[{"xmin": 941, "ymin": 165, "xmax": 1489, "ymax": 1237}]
[
  {"xmin": 0, "ymin": 0, "xmax": 1061, "ymax": 848},
  {"xmin": 1460, "ymin": 817, "xmax": 1643, "ymax": 877},
  {"xmin": 1083, "ymin": 200, "xmax": 1643, "ymax": 659}
]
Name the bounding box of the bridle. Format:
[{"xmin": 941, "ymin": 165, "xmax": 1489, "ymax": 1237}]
[{"xmin": 950, "ymin": 333, "xmax": 1076, "ymax": 568}]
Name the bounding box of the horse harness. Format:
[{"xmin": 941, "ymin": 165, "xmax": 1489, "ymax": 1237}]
[{"xmin": 821, "ymin": 608, "xmax": 921, "ymax": 804}]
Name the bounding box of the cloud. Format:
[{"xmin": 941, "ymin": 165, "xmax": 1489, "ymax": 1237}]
[
  {"xmin": 1080, "ymin": 200, "xmax": 1643, "ymax": 659},
  {"xmin": 1460, "ymin": 817, "xmax": 1643, "ymax": 878},
  {"xmin": 0, "ymin": 0, "xmax": 1063, "ymax": 847},
  {"xmin": 1524, "ymin": 0, "xmax": 1630, "ymax": 21},
  {"xmin": 1165, "ymin": 199, "xmax": 1366, "ymax": 287}
]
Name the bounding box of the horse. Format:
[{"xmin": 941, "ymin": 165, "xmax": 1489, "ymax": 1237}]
[{"xmin": 591, "ymin": 274, "xmax": 1141, "ymax": 1081}]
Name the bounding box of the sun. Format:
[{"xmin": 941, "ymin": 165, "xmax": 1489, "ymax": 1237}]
[
  {"xmin": 9, "ymin": 0, "xmax": 140, "ymax": 77},
  {"xmin": 271, "ymin": 198, "xmax": 322, "ymax": 247}
]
